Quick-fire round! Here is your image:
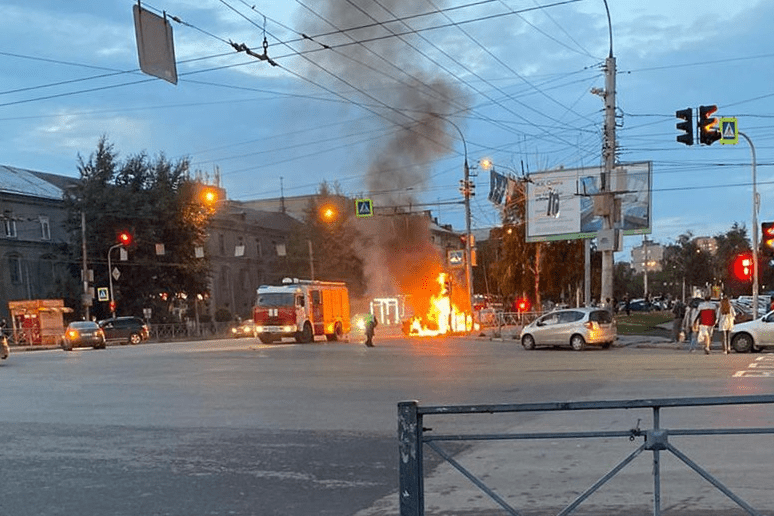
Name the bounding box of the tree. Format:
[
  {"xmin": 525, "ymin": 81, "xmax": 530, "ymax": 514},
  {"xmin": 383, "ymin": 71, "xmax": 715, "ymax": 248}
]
[
  {"xmin": 284, "ymin": 182, "xmax": 367, "ymax": 298},
  {"xmin": 63, "ymin": 136, "xmax": 215, "ymax": 320}
]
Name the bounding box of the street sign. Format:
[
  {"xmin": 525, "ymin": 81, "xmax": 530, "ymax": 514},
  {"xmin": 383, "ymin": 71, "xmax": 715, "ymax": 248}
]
[
  {"xmin": 355, "ymin": 198, "xmax": 373, "ymax": 218},
  {"xmin": 448, "ymin": 249, "xmax": 464, "ymax": 267},
  {"xmin": 112, "ymin": 267, "xmax": 121, "ymax": 281},
  {"xmin": 97, "ymin": 287, "xmax": 109, "ymax": 302},
  {"xmin": 720, "ymin": 117, "xmax": 738, "ymax": 144}
]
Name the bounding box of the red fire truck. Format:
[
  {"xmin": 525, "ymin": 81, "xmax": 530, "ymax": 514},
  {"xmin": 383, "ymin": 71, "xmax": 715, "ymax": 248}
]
[{"xmin": 253, "ymin": 279, "xmax": 350, "ymax": 344}]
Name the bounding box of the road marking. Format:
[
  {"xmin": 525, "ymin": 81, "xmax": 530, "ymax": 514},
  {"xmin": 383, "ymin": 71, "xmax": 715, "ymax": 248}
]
[{"xmin": 734, "ymin": 355, "xmax": 774, "ymax": 377}]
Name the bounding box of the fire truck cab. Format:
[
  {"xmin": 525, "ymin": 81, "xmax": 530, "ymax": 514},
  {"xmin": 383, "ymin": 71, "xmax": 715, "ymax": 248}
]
[{"xmin": 253, "ymin": 279, "xmax": 350, "ymax": 344}]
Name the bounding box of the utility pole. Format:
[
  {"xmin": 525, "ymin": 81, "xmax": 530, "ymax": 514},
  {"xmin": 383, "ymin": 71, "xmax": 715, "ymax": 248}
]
[
  {"xmin": 599, "ymin": 1, "xmax": 616, "ymax": 305},
  {"xmin": 81, "ymin": 211, "xmax": 90, "ymax": 320}
]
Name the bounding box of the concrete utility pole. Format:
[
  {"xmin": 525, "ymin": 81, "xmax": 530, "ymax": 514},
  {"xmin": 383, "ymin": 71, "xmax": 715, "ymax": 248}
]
[
  {"xmin": 740, "ymin": 132, "xmax": 759, "ymax": 315},
  {"xmin": 599, "ymin": 0, "xmax": 616, "ymax": 305}
]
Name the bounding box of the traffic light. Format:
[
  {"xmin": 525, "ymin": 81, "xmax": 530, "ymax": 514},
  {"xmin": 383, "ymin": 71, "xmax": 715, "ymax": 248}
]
[
  {"xmin": 117, "ymin": 231, "xmax": 133, "ymax": 246},
  {"xmin": 675, "ymin": 108, "xmax": 693, "ymax": 146},
  {"xmin": 763, "ymin": 222, "xmax": 774, "ymax": 254},
  {"xmin": 109, "ymin": 300, "xmax": 117, "ymax": 313},
  {"xmin": 515, "ymin": 298, "xmax": 530, "ymax": 313},
  {"xmin": 732, "ymin": 253, "xmax": 753, "ymax": 282},
  {"xmin": 698, "ymin": 105, "xmax": 721, "ymax": 145}
]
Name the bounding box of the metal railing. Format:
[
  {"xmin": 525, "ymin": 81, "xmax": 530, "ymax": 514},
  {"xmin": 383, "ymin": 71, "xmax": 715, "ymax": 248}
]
[{"xmin": 398, "ymin": 395, "xmax": 774, "ymax": 516}]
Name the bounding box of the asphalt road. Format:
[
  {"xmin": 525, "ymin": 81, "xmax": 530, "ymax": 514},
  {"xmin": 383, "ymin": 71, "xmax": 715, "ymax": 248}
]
[{"xmin": 0, "ymin": 334, "xmax": 772, "ymax": 515}]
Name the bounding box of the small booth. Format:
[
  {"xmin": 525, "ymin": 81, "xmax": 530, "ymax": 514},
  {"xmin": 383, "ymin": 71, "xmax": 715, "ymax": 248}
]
[{"xmin": 8, "ymin": 299, "xmax": 71, "ymax": 346}]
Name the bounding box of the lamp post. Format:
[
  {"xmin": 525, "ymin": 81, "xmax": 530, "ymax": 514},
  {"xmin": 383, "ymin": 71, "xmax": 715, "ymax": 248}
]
[
  {"xmin": 433, "ymin": 115, "xmax": 473, "ymax": 317},
  {"xmin": 740, "ymin": 131, "xmax": 759, "ymax": 314}
]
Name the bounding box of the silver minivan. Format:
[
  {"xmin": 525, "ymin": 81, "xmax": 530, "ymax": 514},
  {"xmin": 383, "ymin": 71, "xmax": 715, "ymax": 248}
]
[{"xmin": 520, "ymin": 307, "xmax": 617, "ymax": 351}]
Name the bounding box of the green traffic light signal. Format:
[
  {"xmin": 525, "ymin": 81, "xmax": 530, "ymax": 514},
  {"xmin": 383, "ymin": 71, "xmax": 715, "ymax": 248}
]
[
  {"xmin": 675, "ymin": 108, "xmax": 693, "ymax": 146},
  {"xmin": 698, "ymin": 105, "xmax": 721, "ymax": 145}
]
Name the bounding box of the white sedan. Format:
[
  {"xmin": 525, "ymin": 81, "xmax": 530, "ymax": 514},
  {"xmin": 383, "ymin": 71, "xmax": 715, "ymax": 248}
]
[{"xmin": 730, "ymin": 311, "xmax": 774, "ymax": 353}]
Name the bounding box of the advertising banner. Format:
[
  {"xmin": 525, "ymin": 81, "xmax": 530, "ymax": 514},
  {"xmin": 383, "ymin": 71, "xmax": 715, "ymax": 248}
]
[{"xmin": 525, "ymin": 162, "xmax": 651, "ymax": 242}]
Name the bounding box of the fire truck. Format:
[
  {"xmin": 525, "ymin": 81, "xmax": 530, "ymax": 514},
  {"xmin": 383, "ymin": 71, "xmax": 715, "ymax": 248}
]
[{"xmin": 253, "ymin": 279, "xmax": 350, "ymax": 344}]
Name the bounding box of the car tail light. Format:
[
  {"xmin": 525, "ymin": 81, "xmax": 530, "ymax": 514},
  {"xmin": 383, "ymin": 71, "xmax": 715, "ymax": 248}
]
[
  {"xmin": 585, "ymin": 321, "xmax": 598, "ymax": 330},
  {"xmin": 67, "ymin": 329, "xmax": 79, "ymax": 339}
]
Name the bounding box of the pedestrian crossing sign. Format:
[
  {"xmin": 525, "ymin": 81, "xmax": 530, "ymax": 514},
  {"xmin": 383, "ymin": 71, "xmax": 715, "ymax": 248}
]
[
  {"xmin": 720, "ymin": 117, "xmax": 738, "ymax": 145},
  {"xmin": 355, "ymin": 198, "xmax": 373, "ymax": 218}
]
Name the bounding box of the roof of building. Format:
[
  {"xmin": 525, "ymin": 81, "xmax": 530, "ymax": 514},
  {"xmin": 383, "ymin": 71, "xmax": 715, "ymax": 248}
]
[{"xmin": 0, "ymin": 165, "xmax": 70, "ymax": 200}]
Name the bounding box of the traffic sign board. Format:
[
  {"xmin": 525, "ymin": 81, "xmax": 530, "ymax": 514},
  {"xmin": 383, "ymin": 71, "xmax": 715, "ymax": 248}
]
[
  {"xmin": 448, "ymin": 249, "xmax": 464, "ymax": 267},
  {"xmin": 97, "ymin": 287, "xmax": 109, "ymax": 302},
  {"xmin": 720, "ymin": 117, "xmax": 738, "ymax": 144},
  {"xmin": 355, "ymin": 198, "xmax": 373, "ymax": 218}
]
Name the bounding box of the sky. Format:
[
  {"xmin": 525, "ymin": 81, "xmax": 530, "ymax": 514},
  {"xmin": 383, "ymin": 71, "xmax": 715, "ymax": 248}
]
[{"xmin": 1, "ymin": 0, "xmax": 773, "ymax": 261}]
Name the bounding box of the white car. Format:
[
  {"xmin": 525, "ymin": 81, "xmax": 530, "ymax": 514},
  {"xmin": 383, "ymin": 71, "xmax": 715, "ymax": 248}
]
[
  {"xmin": 730, "ymin": 311, "xmax": 774, "ymax": 353},
  {"xmin": 520, "ymin": 307, "xmax": 617, "ymax": 351}
]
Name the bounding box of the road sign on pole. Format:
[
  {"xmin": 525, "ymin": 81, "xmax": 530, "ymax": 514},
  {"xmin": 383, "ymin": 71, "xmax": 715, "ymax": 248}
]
[
  {"xmin": 720, "ymin": 117, "xmax": 739, "ymax": 145},
  {"xmin": 355, "ymin": 199, "xmax": 373, "ymax": 218}
]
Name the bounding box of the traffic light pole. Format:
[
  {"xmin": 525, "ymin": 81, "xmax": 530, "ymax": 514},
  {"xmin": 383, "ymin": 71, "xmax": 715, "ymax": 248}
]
[
  {"xmin": 107, "ymin": 243, "xmax": 122, "ymax": 318},
  {"xmin": 740, "ymin": 132, "xmax": 759, "ymax": 314}
]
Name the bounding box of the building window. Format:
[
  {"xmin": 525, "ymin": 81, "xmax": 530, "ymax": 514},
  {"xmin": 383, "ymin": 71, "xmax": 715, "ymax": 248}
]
[
  {"xmin": 218, "ymin": 233, "xmax": 225, "ymax": 255},
  {"xmin": 9, "ymin": 256, "xmax": 22, "ymax": 284},
  {"xmin": 4, "ymin": 215, "xmax": 17, "ymax": 238},
  {"xmin": 256, "ymin": 239, "xmax": 263, "ymax": 258},
  {"xmin": 40, "ymin": 216, "xmax": 51, "ymax": 241}
]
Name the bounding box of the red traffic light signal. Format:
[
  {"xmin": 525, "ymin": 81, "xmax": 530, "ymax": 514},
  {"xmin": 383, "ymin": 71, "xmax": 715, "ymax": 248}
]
[
  {"xmin": 117, "ymin": 231, "xmax": 133, "ymax": 246},
  {"xmin": 698, "ymin": 105, "xmax": 721, "ymax": 145},
  {"xmin": 675, "ymin": 108, "xmax": 693, "ymax": 146},
  {"xmin": 732, "ymin": 253, "xmax": 753, "ymax": 282},
  {"xmin": 515, "ymin": 298, "xmax": 530, "ymax": 312}
]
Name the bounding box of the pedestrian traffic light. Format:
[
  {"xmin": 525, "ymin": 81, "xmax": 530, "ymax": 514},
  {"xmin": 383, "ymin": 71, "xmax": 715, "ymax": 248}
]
[
  {"xmin": 515, "ymin": 298, "xmax": 530, "ymax": 312},
  {"xmin": 675, "ymin": 108, "xmax": 693, "ymax": 146},
  {"xmin": 698, "ymin": 105, "xmax": 721, "ymax": 145},
  {"xmin": 109, "ymin": 300, "xmax": 116, "ymax": 313},
  {"xmin": 762, "ymin": 222, "xmax": 774, "ymax": 254},
  {"xmin": 732, "ymin": 253, "xmax": 753, "ymax": 282},
  {"xmin": 117, "ymin": 231, "xmax": 132, "ymax": 246}
]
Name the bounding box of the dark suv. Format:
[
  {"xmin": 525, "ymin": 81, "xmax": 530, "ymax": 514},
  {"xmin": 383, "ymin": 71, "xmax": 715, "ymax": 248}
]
[{"xmin": 98, "ymin": 317, "xmax": 150, "ymax": 345}]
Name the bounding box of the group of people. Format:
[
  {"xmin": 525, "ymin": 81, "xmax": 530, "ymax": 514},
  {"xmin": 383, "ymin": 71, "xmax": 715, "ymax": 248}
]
[{"xmin": 673, "ymin": 295, "xmax": 736, "ymax": 354}]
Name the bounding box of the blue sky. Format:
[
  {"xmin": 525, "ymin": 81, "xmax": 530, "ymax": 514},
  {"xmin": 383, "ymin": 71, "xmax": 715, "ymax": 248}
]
[{"xmin": 1, "ymin": 0, "xmax": 772, "ymax": 260}]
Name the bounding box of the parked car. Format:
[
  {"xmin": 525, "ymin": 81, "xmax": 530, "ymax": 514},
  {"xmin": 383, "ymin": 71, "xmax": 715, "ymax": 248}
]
[
  {"xmin": 63, "ymin": 321, "xmax": 106, "ymax": 351},
  {"xmin": 731, "ymin": 311, "xmax": 774, "ymax": 353},
  {"xmin": 520, "ymin": 307, "xmax": 616, "ymax": 351},
  {"xmin": 98, "ymin": 317, "xmax": 149, "ymax": 345},
  {"xmin": 231, "ymin": 320, "xmax": 259, "ymax": 338}
]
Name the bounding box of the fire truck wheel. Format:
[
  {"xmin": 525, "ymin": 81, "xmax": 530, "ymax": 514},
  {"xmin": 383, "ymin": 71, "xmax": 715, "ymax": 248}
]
[
  {"xmin": 296, "ymin": 322, "xmax": 313, "ymax": 343},
  {"xmin": 325, "ymin": 323, "xmax": 343, "ymax": 342}
]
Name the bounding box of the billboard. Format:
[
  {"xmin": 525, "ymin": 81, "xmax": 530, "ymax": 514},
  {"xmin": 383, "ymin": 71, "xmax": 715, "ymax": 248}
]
[{"xmin": 525, "ymin": 162, "xmax": 651, "ymax": 242}]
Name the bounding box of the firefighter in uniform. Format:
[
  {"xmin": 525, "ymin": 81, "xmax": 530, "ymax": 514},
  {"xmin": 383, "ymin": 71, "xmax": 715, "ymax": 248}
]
[{"xmin": 364, "ymin": 314, "xmax": 378, "ymax": 347}]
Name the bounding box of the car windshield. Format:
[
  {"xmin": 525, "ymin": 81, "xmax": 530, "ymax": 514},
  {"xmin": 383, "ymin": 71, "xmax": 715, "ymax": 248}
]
[
  {"xmin": 256, "ymin": 293, "xmax": 295, "ymax": 307},
  {"xmin": 70, "ymin": 321, "xmax": 97, "ymax": 329}
]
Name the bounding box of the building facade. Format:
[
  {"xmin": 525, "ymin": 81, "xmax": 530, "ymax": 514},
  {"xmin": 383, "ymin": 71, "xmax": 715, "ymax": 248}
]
[
  {"xmin": 631, "ymin": 239, "xmax": 664, "ymax": 274},
  {"xmin": 0, "ymin": 166, "xmax": 76, "ymax": 321}
]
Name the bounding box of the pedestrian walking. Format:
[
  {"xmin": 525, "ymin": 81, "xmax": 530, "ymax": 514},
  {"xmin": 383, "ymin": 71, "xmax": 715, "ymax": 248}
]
[
  {"xmin": 671, "ymin": 300, "xmax": 685, "ymax": 342},
  {"xmin": 718, "ymin": 296, "xmax": 736, "ymax": 354},
  {"xmin": 695, "ymin": 295, "xmax": 717, "ymax": 354},
  {"xmin": 683, "ymin": 302, "xmax": 698, "ymax": 352},
  {"xmin": 364, "ymin": 313, "xmax": 378, "ymax": 348},
  {"xmin": 624, "ymin": 295, "xmax": 631, "ymax": 317}
]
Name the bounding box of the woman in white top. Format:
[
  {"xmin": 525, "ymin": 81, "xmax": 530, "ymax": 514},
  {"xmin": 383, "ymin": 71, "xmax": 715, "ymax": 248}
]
[{"xmin": 717, "ymin": 296, "xmax": 736, "ymax": 354}]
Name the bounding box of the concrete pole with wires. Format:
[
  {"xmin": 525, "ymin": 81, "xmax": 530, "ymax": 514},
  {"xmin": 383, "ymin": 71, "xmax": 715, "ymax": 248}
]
[{"xmin": 599, "ymin": 0, "xmax": 616, "ymax": 306}]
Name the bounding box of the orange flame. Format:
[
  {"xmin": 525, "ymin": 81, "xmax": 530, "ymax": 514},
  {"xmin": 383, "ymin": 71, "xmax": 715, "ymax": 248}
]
[{"xmin": 406, "ymin": 273, "xmax": 472, "ymax": 337}]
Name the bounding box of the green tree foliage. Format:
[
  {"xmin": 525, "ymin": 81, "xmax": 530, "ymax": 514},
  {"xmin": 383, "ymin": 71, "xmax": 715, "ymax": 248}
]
[
  {"xmin": 63, "ymin": 136, "xmax": 214, "ymax": 320},
  {"xmin": 283, "ymin": 182, "xmax": 367, "ymax": 297}
]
